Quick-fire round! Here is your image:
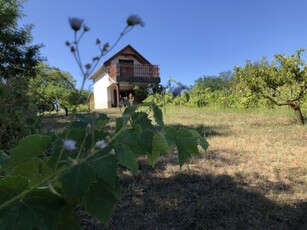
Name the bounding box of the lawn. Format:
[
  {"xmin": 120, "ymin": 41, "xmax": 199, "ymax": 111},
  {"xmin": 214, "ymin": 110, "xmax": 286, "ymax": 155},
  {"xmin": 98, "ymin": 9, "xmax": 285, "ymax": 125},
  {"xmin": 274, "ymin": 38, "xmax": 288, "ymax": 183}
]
[{"xmin": 42, "ymin": 106, "xmax": 307, "ymax": 229}]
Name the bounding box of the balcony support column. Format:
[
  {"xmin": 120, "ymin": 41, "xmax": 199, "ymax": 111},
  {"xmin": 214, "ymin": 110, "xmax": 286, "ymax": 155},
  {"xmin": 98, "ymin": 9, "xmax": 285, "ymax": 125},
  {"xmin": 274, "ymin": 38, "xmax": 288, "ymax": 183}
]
[{"xmin": 116, "ymin": 83, "xmax": 120, "ymax": 107}]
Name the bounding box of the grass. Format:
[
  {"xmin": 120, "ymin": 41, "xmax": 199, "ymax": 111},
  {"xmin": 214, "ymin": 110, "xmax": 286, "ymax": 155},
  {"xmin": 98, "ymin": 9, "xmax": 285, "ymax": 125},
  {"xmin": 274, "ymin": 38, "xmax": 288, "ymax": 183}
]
[{"xmin": 42, "ymin": 106, "xmax": 307, "ymax": 229}]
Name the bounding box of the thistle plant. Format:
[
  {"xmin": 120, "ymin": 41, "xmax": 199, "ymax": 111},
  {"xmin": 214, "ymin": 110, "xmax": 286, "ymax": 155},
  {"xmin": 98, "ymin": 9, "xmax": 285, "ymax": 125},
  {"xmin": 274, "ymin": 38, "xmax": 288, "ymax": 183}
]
[{"xmin": 66, "ymin": 15, "xmax": 144, "ymax": 91}]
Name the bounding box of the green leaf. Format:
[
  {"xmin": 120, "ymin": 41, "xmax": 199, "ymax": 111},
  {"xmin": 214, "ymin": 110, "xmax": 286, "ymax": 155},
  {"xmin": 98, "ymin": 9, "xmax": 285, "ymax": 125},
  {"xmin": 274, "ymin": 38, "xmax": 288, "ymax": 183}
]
[
  {"xmin": 57, "ymin": 205, "xmax": 81, "ymax": 230},
  {"xmin": 115, "ymin": 129, "xmax": 143, "ymax": 156},
  {"xmin": 0, "ymin": 189, "xmax": 65, "ymax": 230},
  {"xmin": 149, "ymin": 132, "xmax": 169, "ymax": 166},
  {"xmin": 199, "ymin": 137, "xmax": 209, "ymax": 152},
  {"xmin": 122, "ymin": 105, "xmax": 137, "ymax": 117},
  {"xmin": 153, "ymin": 104, "xmax": 164, "ymax": 127},
  {"xmin": 115, "ymin": 144, "xmax": 138, "ymax": 174},
  {"xmin": 85, "ymin": 178, "xmax": 120, "ymax": 225},
  {"xmin": 88, "ymin": 153, "xmax": 118, "ymax": 186},
  {"xmin": 0, "ymin": 176, "xmax": 29, "ymax": 204},
  {"xmin": 176, "ymin": 128, "xmax": 199, "ymax": 167},
  {"xmin": 95, "ymin": 113, "xmax": 109, "ymax": 130},
  {"xmin": 165, "ymin": 127, "xmax": 178, "ymax": 147},
  {"xmin": 131, "ymin": 112, "xmax": 153, "ymax": 130},
  {"xmin": 187, "ymin": 129, "xmax": 209, "ymax": 151},
  {"xmin": 60, "ymin": 163, "xmax": 96, "ymax": 203},
  {"xmin": 10, "ymin": 134, "xmax": 51, "ymax": 162},
  {"xmin": 10, "ymin": 158, "xmax": 43, "ymax": 185},
  {"xmin": 115, "ymin": 117, "xmax": 125, "ymax": 133}
]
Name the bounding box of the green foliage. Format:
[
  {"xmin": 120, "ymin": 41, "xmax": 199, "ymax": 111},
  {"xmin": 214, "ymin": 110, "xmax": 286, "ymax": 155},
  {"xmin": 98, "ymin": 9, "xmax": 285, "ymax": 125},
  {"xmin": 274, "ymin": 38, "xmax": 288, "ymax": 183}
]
[
  {"xmin": 0, "ymin": 105, "xmax": 208, "ymax": 228},
  {"xmin": 234, "ymin": 49, "xmax": 307, "ymax": 124},
  {"xmin": 0, "ymin": 0, "xmax": 42, "ymax": 151},
  {"xmin": 29, "ymin": 63, "xmax": 86, "ymax": 115}
]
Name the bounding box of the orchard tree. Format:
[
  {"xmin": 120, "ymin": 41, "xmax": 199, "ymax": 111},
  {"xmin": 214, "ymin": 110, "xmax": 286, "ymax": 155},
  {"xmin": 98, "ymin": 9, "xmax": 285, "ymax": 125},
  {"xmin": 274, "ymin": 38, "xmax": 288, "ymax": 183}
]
[
  {"xmin": 29, "ymin": 63, "xmax": 85, "ymax": 116},
  {"xmin": 234, "ymin": 49, "xmax": 307, "ymax": 125},
  {"xmin": 0, "ymin": 0, "xmax": 42, "ymax": 150}
]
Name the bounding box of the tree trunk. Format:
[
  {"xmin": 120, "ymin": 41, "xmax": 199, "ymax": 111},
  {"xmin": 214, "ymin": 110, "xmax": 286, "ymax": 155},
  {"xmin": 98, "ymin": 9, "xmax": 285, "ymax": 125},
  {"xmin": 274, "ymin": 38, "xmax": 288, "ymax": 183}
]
[
  {"xmin": 64, "ymin": 107, "xmax": 68, "ymax": 116},
  {"xmin": 288, "ymin": 102, "xmax": 304, "ymax": 125}
]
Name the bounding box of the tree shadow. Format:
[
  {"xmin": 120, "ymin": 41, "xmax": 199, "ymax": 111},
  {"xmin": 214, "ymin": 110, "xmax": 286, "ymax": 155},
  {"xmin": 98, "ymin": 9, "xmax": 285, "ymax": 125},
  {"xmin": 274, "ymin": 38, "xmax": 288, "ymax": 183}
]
[
  {"xmin": 165, "ymin": 124, "xmax": 232, "ymax": 138},
  {"xmin": 103, "ymin": 172, "xmax": 304, "ymax": 230}
]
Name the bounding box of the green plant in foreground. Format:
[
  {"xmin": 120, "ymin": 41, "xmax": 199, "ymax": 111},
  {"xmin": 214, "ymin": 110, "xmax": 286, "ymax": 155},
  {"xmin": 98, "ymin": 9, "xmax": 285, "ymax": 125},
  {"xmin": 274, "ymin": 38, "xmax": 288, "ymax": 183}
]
[{"xmin": 0, "ymin": 104, "xmax": 208, "ymax": 229}]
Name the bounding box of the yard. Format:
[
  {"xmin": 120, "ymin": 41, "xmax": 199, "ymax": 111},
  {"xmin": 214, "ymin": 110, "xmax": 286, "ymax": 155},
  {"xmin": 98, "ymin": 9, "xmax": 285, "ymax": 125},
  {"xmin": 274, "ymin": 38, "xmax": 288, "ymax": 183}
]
[{"xmin": 43, "ymin": 106, "xmax": 307, "ymax": 229}]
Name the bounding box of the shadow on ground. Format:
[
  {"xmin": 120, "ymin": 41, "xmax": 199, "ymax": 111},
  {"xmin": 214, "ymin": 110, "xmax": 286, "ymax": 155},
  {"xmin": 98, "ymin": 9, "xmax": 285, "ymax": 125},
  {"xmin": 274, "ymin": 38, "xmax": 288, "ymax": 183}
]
[{"xmin": 81, "ymin": 165, "xmax": 306, "ymax": 229}]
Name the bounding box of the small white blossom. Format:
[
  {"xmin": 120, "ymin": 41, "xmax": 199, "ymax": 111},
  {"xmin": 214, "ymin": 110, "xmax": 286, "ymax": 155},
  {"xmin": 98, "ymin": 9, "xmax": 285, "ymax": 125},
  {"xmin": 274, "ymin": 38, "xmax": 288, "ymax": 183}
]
[
  {"xmin": 95, "ymin": 140, "xmax": 107, "ymax": 149},
  {"xmin": 109, "ymin": 149, "xmax": 115, "ymax": 155},
  {"xmin": 63, "ymin": 139, "xmax": 77, "ymax": 151}
]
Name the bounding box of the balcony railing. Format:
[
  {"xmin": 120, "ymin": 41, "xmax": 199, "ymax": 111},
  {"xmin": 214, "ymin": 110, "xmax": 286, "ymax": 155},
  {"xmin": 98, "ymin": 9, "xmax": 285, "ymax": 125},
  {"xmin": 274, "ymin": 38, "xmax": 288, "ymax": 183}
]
[{"xmin": 109, "ymin": 63, "xmax": 159, "ymax": 83}]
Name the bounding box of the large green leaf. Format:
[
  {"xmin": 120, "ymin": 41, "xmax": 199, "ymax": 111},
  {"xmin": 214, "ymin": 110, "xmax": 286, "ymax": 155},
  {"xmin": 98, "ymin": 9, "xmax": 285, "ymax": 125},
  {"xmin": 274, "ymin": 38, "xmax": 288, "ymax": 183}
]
[
  {"xmin": 0, "ymin": 176, "xmax": 29, "ymax": 204},
  {"xmin": 131, "ymin": 112, "xmax": 153, "ymax": 130},
  {"xmin": 57, "ymin": 205, "xmax": 81, "ymax": 230},
  {"xmin": 176, "ymin": 128, "xmax": 199, "ymax": 167},
  {"xmin": 88, "ymin": 153, "xmax": 118, "ymax": 186},
  {"xmin": 114, "ymin": 144, "xmax": 138, "ymax": 174},
  {"xmin": 60, "ymin": 163, "xmax": 96, "ymax": 203},
  {"xmin": 0, "ymin": 190, "xmax": 64, "ymax": 230},
  {"xmin": 165, "ymin": 127, "xmax": 178, "ymax": 147},
  {"xmin": 10, "ymin": 135, "xmax": 51, "ymax": 161},
  {"xmin": 148, "ymin": 132, "xmax": 169, "ymax": 166},
  {"xmin": 152, "ymin": 104, "xmax": 164, "ymax": 127},
  {"xmin": 85, "ymin": 178, "xmax": 120, "ymax": 225},
  {"xmin": 10, "ymin": 158, "xmax": 44, "ymax": 185}
]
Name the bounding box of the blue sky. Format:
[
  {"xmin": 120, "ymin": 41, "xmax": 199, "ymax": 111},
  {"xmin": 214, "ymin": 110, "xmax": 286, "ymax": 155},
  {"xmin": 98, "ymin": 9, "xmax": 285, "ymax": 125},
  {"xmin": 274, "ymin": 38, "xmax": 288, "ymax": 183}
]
[{"xmin": 21, "ymin": 0, "xmax": 307, "ymax": 90}]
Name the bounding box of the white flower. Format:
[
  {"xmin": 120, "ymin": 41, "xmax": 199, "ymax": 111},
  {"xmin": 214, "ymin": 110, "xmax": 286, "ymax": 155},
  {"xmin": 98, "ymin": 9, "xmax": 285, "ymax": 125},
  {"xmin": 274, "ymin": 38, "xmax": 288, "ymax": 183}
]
[
  {"xmin": 95, "ymin": 140, "xmax": 107, "ymax": 149},
  {"xmin": 63, "ymin": 139, "xmax": 77, "ymax": 151}
]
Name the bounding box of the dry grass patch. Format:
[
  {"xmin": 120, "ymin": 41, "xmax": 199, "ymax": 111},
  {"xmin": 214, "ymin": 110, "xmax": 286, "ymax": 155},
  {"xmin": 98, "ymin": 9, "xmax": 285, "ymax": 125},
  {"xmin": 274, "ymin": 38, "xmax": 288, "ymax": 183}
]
[{"xmin": 42, "ymin": 107, "xmax": 307, "ymax": 229}]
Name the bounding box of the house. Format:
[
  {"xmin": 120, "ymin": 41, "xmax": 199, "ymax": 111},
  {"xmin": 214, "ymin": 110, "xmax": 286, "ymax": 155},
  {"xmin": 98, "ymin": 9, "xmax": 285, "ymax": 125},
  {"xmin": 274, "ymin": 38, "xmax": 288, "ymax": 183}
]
[{"xmin": 90, "ymin": 45, "xmax": 160, "ymax": 109}]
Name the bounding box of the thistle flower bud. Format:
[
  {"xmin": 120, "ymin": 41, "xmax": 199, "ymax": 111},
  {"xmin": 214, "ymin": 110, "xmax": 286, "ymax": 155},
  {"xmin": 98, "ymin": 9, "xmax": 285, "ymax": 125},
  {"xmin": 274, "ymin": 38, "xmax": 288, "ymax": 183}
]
[
  {"xmin": 102, "ymin": 42, "xmax": 110, "ymax": 52},
  {"xmin": 69, "ymin": 17, "xmax": 84, "ymax": 31},
  {"xmin": 65, "ymin": 41, "xmax": 71, "ymax": 47},
  {"xmin": 127, "ymin": 15, "xmax": 144, "ymax": 27},
  {"xmin": 83, "ymin": 24, "xmax": 90, "ymax": 32},
  {"xmin": 96, "ymin": 38, "xmax": 101, "ymax": 45},
  {"xmin": 71, "ymin": 46, "xmax": 76, "ymax": 53},
  {"xmin": 85, "ymin": 63, "xmax": 92, "ymax": 70},
  {"xmin": 92, "ymin": 56, "xmax": 100, "ymax": 62}
]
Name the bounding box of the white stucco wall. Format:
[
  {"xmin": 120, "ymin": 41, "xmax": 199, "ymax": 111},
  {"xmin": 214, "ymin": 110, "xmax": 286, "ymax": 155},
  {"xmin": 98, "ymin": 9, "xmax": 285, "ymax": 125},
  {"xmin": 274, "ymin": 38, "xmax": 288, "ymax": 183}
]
[{"xmin": 93, "ymin": 74, "xmax": 112, "ymax": 109}]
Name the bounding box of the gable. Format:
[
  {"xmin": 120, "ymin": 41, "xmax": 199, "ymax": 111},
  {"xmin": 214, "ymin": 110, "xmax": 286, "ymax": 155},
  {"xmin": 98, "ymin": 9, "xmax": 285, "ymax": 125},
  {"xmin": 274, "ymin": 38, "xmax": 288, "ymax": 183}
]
[{"xmin": 103, "ymin": 45, "xmax": 152, "ymax": 66}]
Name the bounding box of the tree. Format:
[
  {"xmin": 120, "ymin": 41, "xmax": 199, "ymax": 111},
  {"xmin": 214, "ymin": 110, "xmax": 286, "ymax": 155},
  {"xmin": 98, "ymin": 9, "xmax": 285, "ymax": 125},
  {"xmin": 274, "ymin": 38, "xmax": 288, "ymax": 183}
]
[
  {"xmin": 29, "ymin": 63, "xmax": 85, "ymax": 116},
  {"xmin": 0, "ymin": 0, "xmax": 42, "ymax": 151},
  {"xmin": 234, "ymin": 49, "xmax": 307, "ymax": 125}
]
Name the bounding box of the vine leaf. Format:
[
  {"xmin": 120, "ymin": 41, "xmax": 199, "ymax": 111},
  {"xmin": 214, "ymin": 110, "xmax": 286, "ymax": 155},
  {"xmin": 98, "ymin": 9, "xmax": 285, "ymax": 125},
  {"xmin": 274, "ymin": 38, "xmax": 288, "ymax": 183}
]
[
  {"xmin": 60, "ymin": 163, "xmax": 96, "ymax": 203},
  {"xmin": 2, "ymin": 135, "xmax": 51, "ymax": 171},
  {"xmin": 88, "ymin": 153, "xmax": 118, "ymax": 186},
  {"xmin": 85, "ymin": 178, "xmax": 120, "ymax": 225},
  {"xmin": 0, "ymin": 181, "xmax": 64, "ymax": 230},
  {"xmin": 149, "ymin": 132, "xmax": 168, "ymax": 166},
  {"xmin": 152, "ymin": 104, "xmax": 164, "ymax": 127},
  {"xmin": 57, "ymin": 205, "xmax": 81, "ymax": 230},
  {"xmin": 176, "ymin": 128, "xmax": 199, "ymax": 167},
  {"xmin": 10, "ymin": 158, "xmax": 44, "ymax": 186},
  {"xmin": 115, "ymin": 144, "xmax": 138, "ymax": 174}
]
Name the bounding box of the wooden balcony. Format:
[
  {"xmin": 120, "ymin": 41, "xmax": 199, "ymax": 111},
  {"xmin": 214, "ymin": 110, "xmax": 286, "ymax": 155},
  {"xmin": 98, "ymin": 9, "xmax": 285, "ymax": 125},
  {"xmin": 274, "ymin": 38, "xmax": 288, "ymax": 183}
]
[{"xmin": 109, "ymin": 63, "xmax": 160, "ymax": 84}]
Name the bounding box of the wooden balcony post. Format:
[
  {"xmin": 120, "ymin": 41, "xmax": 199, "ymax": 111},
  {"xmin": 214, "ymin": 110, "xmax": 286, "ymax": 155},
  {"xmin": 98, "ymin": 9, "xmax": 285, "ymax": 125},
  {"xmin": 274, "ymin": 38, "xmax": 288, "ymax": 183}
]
[{"xmin": 116, "ymin": 83, "xmax": 120, "ymax": 107}]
